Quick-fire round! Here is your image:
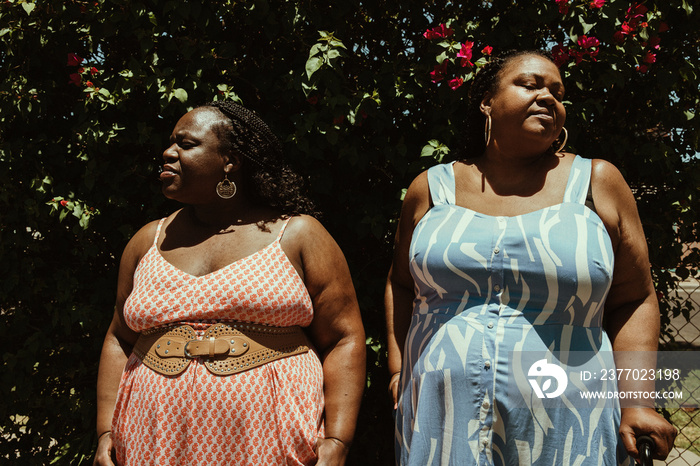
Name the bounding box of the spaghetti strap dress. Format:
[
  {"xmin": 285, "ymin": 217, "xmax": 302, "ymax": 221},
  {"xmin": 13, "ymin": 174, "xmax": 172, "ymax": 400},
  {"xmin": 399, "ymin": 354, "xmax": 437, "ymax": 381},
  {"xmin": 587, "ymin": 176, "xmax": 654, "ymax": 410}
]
[
  {"xmin": 395, "ymin": 156, "xmax": 633, "ymax": 465},
  {"xmin": 112, "ymin": 217, "xmax": 324, "ymax": 466}
]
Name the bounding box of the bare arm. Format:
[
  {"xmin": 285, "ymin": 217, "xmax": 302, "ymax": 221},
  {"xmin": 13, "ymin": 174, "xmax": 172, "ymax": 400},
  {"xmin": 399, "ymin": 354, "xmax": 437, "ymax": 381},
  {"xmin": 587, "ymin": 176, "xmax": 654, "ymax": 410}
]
[
  {"xmin": 286, "ymin": 216, "xmax": 366, "ymax": 466},
  {"xmin": 385, "ymin": 173, "xmax": 431, "ymax": 405},
  {"xmin": 593, "ymin": 160, "xmax": 677, "ymax": 460},
  {"xmin": 93, "ymin": 222, "xmax": 158, "ymax": 466}
]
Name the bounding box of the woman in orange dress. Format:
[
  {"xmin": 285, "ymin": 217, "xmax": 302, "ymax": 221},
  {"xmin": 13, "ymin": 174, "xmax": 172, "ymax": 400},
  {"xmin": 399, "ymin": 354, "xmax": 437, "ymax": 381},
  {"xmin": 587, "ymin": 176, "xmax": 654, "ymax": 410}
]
[{"xmin": 93, "ymin": 101, "xmax": 366, "ymax": 466}]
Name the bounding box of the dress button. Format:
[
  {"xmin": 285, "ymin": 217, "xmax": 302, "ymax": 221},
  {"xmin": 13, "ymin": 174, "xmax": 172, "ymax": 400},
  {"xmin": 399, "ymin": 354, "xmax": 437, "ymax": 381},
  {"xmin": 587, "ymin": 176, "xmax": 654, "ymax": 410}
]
[
  {"xmin": 482, "ymin": 400, "xmax": 490, "ymax": 408},
  {"xmin": 493, "ymin": 247, "xmax": 500, "ymax": 255},
  {"xmin": 484, "ymin": 361, "xmax": 491, "ymax": 369},
  {"xmin": 493, "ymin": 284, "xmax": 501, "ymax": 293},
  {"xmin": 487, "ymin": 322, "xmax": 494, "ymax": 329}
]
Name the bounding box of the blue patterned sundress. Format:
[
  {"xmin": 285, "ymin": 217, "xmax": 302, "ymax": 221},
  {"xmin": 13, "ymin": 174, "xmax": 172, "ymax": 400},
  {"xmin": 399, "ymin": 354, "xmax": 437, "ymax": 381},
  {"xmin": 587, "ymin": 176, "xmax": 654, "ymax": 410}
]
[{"xmin": 396, "ymin": 156, "xmax": 632, "ymax": 465}]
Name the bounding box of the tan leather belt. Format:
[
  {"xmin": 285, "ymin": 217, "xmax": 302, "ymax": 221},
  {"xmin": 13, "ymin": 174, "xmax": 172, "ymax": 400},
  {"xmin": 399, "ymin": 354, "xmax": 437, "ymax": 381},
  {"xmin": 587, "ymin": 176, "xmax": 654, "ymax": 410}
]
[{"xmin": 132, "ymin": 322, "xmax": 310, "ymax": 376}]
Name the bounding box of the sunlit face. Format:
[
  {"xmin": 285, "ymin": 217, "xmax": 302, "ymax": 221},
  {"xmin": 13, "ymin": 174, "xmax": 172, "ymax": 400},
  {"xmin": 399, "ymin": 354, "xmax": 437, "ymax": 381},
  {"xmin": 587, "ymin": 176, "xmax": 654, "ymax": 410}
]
[
  {"xmin": 160, "ymin": 107, "xmax": 230, "ymax": 203},
  {"xmin": 484, "ymin": 54, "xmax": 566, "ymax": 151}
]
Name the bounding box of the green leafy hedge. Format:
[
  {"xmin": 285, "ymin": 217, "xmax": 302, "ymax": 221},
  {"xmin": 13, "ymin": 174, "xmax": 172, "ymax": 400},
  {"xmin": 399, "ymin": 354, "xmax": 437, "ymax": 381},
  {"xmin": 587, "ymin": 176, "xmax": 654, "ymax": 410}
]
[{"xmin": 1, "ymin": 0, "xmax": 698, "ymax": 463}]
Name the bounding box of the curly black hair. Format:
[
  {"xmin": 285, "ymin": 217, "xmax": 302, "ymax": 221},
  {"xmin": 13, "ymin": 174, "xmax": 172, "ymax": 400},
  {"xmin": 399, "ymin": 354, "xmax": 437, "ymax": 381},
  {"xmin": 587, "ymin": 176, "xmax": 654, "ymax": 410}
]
[
  {"xmin": 454, "ymin": 49, "xmax": 565, "ymax": 160},
  {"xmin": 201, "ymin": 101, "xmax": 318, "ymax": 217}
]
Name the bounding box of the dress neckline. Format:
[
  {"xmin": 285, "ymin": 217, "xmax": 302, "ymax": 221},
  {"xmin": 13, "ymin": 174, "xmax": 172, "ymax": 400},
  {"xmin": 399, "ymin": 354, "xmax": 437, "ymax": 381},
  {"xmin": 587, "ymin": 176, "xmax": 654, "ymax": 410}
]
[
  {"xmin": 150, "ymin": 217, "xmax": 297, "ymax": 280},
  {"xmin": 443, "ymin": 156, "xmax": 584, "ymax": 219}
]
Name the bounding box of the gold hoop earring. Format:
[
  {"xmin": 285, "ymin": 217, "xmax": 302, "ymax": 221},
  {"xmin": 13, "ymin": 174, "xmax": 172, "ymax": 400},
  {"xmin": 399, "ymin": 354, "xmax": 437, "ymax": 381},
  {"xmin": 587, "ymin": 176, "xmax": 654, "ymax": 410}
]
[
  {"xmin": 484, "ymin": 115, "xmax": 492, "ymax": 147},
  {"xmin": 216, "ymin": 173, "xmax": 237, "ymax": 199},
  {"xmin": 555, "ymin": 127, "xmax": 568, "ymax": 153}
]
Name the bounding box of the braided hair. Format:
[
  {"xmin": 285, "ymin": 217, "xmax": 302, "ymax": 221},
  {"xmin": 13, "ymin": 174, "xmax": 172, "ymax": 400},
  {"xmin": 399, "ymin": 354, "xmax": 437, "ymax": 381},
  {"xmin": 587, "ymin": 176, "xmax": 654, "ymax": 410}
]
[
  {"xmin": 201, "ymin": 101, "xmax": 318, "ymax": 217},
  {"xmin": 454, "ymin": 49, "xmax": 562, "ymax": 160}
]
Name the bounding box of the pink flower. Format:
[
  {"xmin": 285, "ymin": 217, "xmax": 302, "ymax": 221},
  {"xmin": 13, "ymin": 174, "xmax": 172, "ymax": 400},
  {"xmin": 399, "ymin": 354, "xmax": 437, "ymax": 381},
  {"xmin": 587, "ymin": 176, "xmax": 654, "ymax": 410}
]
[
  {"xmin": 552, "ymin": 44, "xmax": 570, "ymax": 67},
  {"xmin": 457, "ymin": 41, "xmax": 474, "ymax": 67},
  {"xmin": 68, "ymin": 73, "xmax": 81, "ymax": 86},
  {"xmin": 430, "ymin": 60, "xmax": 449, "ymax": 83},
  {"xmin": 482, "ymin": 45, "xmax": 493, "ymax": 56},
  {"xmin": 578, "ymin": 35, "xmax": 600, "ymax": 49},
  {"xmin": 643, "ymin": 51, "xmax": 656, "ymax": 64},
  {"xmin": 589, "ymin": 0, "xmax": 605, "ymax": 8},
  {"xmin": 555, "ymin": 0, "xmax": 570, "ymax": 14},
  {"xmin": 67, "ymin": 53, "xmax": 83, "ymax": 66},
  {"xmin": 636, "ymin": 64, "xmax": 648, "ymax": 73},
  {"xmin": 448, "ymin": 77, "xmax": 464, "ymax": 90},
  {"xmin": 423, "ymin": 23, "xmax": 453, "ymax": 40}
]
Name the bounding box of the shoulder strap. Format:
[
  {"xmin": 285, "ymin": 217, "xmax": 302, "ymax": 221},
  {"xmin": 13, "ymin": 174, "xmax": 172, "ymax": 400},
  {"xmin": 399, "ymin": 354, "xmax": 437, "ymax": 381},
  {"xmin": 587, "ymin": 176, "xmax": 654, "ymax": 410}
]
[
  {"xmin": 426, "ymin": 163, "xmax": 456, "ymax": 206},
  {"xmin": 562, "ymin": 155, "xmax": 592, "ymax": 206},
  {"xmin": 276, "ymin": 217, "xmax": 293, "ymax": 241},
  {"xmin": 153, "ymin": 217, "xmax": 167, "ymax": 246}
]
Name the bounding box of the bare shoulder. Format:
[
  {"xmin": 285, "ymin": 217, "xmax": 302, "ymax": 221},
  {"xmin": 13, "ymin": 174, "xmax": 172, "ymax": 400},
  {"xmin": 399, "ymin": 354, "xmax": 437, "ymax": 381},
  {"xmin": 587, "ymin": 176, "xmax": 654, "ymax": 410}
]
[
  {"xmin": 283, "ymin": 214, "xmax": 329, "ymax": 242},
  {"xmin": 121, "ymin": 218, "xmax": 162, "ymax": 266},
  {"xmin": 402, "ymin": 169, "xmax": 432, "ymax": 225},
  {"xmin": 590, "ymin": 159, "xmax": 638, "ymax": 248}
]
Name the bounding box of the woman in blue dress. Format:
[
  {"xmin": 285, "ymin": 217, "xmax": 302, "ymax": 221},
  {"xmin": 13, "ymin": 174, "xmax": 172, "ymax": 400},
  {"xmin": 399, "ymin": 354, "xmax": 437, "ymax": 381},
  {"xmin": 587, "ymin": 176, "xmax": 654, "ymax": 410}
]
[{"xmin": 385, "ymin": 50, "xmax": 677, "ymax": 465}]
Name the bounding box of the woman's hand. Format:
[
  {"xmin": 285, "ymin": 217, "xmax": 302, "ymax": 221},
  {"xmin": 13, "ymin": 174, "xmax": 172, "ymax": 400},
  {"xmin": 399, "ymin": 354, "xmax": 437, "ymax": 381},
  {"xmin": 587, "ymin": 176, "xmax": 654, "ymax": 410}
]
[
  {"xmin": 93, "ymin": 432, "xmax": 117, "ymax": 466},
  {"xmin": 389, "ymin": 372, "xmax": 401, "ymax": 408},
  {"xmin": 620, "ymin": 407, "xmax": 677, "ymax": 461},
  {"xmin": 314, "ymin": 437, "xmax": 350, "ymax": 466}
]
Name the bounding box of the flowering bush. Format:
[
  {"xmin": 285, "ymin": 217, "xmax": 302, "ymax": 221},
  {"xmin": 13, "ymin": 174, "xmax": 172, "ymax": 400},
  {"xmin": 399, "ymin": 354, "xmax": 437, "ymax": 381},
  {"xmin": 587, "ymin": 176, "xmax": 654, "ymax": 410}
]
[{"xmin": 0, "ymin": 0, "xmax": 698, "ymax": 464}]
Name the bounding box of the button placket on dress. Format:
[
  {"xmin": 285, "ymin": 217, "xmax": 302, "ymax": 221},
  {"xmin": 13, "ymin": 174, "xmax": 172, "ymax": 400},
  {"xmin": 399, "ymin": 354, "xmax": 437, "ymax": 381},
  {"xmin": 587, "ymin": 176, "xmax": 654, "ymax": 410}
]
[{"xmin": 479, "ymin": 216, "xmax": 507, "ymax": 459}]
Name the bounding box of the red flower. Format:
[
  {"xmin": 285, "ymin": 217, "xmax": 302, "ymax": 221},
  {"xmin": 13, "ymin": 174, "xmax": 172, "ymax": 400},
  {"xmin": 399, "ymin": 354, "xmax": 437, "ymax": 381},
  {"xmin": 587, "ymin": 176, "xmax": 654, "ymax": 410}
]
[
  {"xmin": 613, "ymin": 31, "xmax": 626, "ymax": 44},
  {"xmin": 578, "ymin": 35, "xmax": 600, "ymax": 49},
  {"xmin": 589, "ymin": 0, "xmax": 605, "ymax": 8},
  {"xmin": 643, "ymin": 51, "xmax": 656, "ymax": 64},
  {"xmin": 68, "ymin": 73, "xmax": 82, "ymax": 86},
  {"xmin": 457, "ymin": 41, "xmax": 474, "ymax": 67},
  {"xmin": 659, "ymin": 22, "xmax": 669, "ymax": 33},
  {"xmin": 448, "ymin": 77, "xmax": 464, "ymax": 90},
  {"xmin": 86, "ymin": 81, "xmax": 94, "ymax": 87},
  {"xmin": 60, "ymin": 200, "xmax": 68, "ymax": 207},
  {"xmin": 627, "ymin": 3, "xmax": 648, "ymax": 18},
  {"xmin": 430, "ymin": 60, "xmax": 449, "ymax": 83},
  {"xmin": 67, "ymin": 53, "xmax": 83, "ymax": 66},
  {"xmin": 555, "ymin": 0, "xmax": 570, "ymax": 15},
  {"xmin": 482, "ymin": 45, "xmax": 493, "ymax": 56},
  {"xmin": 640, "ymin": 21, "xmax": 649, "ymax": 28},
  {"xmin": 636, "ymin": 64, "xmax": 648, "ymax": 73},
  {"xmin": 90, "ymin": 67, "xmax": 99, "ymax": 76},
  {"xmin": 649, "ymin": 36, "xmax": 661, "ymax": 49},
  {"xmin": 621, "ymin": 22, "xmax": 635, "ymax": 35},
  {"xmin": 552, "ymin": 44, "xmax": 570, "ymax": 67},
  {"xmin": 333, "ymin": 115, "xmax": 345, "ymax": 125},
  {"xmin": 306, "ymin": 95, "xmax": 318, "ymax": 105},
  {"xmin": 423, "ymin": 23, "xmax": 453, "ymax": 40},
  {"xmin": 570, "ymin": 49, "xmax": 585, "ymax": 64}
]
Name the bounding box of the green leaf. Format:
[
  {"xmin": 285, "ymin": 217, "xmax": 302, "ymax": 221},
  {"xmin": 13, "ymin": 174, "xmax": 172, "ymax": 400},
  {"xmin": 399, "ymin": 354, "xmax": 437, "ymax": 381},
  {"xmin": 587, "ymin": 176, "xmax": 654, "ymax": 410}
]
[
  {"xmin": 682, "ymin": 0, "xmax": 693, "ymax": 15},
  {"xmin": 305, "ymin": 56, "xmax": 324, "ymax": 79},
  {"xmin": 21, "ymin": 2, "xmax": 35, "ymax": 15},
  {"xmin": 172, "ymin": 88, "xmax": 188, "ymax": 103}
]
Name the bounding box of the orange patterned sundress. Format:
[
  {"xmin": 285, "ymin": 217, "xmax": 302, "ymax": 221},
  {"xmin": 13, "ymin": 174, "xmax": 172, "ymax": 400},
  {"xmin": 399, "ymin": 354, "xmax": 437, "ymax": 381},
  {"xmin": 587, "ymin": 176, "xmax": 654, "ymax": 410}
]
[{"xmin": 111, "ymin": 218, "xmax": 324, "ymax": 465}]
